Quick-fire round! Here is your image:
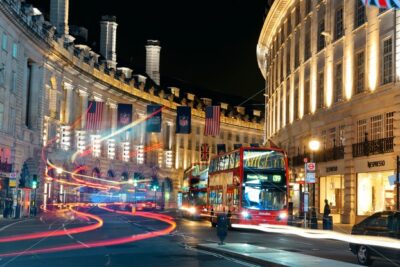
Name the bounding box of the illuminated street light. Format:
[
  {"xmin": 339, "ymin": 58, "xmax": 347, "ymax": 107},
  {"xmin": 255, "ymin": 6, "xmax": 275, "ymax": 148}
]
[
  {"xmin": 56, "ymin": 168, "xmax": 63, "ymax": 175},
  {"xmin": 308, "ymin": 139, "xmax": 321, "ymax": 152}
]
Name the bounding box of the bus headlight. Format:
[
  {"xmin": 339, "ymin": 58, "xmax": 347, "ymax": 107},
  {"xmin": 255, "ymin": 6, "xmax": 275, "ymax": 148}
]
[
  {"xmin": 188, "ymin": 207, "xmax": 196, "ymax": 214},
  {"xmin": 241, "ymin": 211, "xmax": 250, "ymax": 219},
  {"xmin": 278, "ymin": 212, "xmax": 287, "ymax": 220}
]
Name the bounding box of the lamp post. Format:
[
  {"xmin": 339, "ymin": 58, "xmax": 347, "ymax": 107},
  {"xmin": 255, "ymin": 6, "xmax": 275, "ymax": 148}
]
[{"xmin": 308, "ymin": 140, "xmax": 321, "ymax": 209}]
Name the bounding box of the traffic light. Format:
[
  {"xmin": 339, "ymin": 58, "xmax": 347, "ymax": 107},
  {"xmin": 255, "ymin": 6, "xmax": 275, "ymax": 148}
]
[{"xmin": 32, "ymin": 175, "xmax": 38, "ymax": 189}]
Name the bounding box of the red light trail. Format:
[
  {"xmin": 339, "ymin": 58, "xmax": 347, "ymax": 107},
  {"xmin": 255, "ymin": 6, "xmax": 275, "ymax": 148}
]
[{"xmin": 0, "ymin": 203, "xmax": 176, "ymax": 258}]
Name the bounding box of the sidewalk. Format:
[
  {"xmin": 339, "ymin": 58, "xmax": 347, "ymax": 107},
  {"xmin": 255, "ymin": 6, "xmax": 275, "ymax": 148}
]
[{"xmin": 198, "ymin": 243, "xmax": 361, "ymax": 267}]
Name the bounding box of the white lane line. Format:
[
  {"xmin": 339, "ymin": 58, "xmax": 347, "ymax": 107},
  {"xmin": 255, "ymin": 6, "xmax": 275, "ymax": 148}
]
[
  {"xmin": 0, "ymin": 219, "xmax": 33, "ymax": 232},
  {"xmin": 77, "ymin": 240, "xmax": 90, "ymax": 248}
]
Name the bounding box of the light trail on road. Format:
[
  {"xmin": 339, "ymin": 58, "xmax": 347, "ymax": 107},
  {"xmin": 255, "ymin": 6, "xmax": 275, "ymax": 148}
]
[
  {"xmin": 0, "ymin": 207, "xmax": 103, "ymax": 243},
  {"xmin": 0, "ymin": 203, "xmax": 176, "ymax": 258},
  {"xmin": 232, "ymin": 223, "xmax": 400, "ymax": 249}
]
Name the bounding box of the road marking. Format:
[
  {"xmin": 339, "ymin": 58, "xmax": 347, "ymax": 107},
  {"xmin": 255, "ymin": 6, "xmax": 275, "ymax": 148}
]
[{"xmin": 0, "ymin": 219, "xmax": 33, "ymax": 232}]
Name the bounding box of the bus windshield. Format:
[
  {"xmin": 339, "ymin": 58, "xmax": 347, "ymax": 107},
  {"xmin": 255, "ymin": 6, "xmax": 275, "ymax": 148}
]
[
  {"xmin": 190, "ymin": 191, "xmax": 207, "ymax": 206},
  {"xmin": 242, "ymin": 171, "xmax": 287, "ymax": 210}
]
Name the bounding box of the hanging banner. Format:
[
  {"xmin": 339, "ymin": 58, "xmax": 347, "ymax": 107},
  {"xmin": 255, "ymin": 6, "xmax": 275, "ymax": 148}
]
[
  {"xmin": 146, "ymin": 105, "xmax": 162, "ymax": 132},
  {"xmin": 176, "ymin": 106, "xmax": 191, "ymax": 134},
  {"xmin": 217, "ymin": 144, "xmax": 226, "ymax": 155},
  {"xmin": 362, "ymin": 0, "xmax": 400, "ymax": 9},
  {"xmin": 233, "ymin": 144, "xmax": 242, "ymax": 149},
  {"xmin": 117, "ymin": 104, "xmax": 133, "ymax": 128},
  {"xmin": 200, "ymin": 143, "xmax": 210, "ymax": 162}
]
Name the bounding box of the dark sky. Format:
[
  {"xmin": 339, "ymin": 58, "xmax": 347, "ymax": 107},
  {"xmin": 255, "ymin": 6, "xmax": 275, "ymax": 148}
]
[{"xmin": 28, "ymin": 0, "xmax": 266, "ymax": 102}]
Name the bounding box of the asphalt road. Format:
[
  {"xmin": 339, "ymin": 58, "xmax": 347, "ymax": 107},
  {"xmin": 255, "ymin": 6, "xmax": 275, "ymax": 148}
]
[
  {"xmin": 172, "ymin": 213, "xmax": 400, "ymax": 267},
  {"xmin": 0, "ymin": 207, "xmax": 256, "ymax": 267},
  {"xmin": 0, "ymin": 208, "xmax": 398, "ymax": 267}
]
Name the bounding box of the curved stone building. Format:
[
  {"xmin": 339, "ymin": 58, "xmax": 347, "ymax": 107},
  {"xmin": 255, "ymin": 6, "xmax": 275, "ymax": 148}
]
[
  {"xmin": 258, "ymin": 0, "xmax": 400, "ymax": 224},
  {"xmin": 0, "ymin": 0, "xmax": 263, "ymax": 217}
]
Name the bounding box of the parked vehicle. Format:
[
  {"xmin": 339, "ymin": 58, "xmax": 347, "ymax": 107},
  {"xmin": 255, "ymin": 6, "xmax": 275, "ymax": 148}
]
[{"xmin": 349, "ymin": 211, "xmax": 400, "ymax": 266}]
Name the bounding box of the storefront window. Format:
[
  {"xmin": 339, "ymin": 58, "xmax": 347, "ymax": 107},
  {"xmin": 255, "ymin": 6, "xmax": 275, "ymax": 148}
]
[
  {"xmin": 320, "ymin": 175, "xmax": 344, "ymax": 214},
  {"xmin": 357, "ymin": 171, "xmax": 395, "ymax": 216}
]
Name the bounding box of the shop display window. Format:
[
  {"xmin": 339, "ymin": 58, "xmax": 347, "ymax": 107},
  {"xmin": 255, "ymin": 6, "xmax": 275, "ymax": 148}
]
[{"xmin": 319, "ymin": 175, "xmax": 344, "ymax": 214}]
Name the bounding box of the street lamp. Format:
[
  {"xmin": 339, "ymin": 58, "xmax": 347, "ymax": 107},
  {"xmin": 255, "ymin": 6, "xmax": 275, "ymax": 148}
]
[{"xmin": 308, "ymin": 139, "xmax": 321, "ymax": 214}]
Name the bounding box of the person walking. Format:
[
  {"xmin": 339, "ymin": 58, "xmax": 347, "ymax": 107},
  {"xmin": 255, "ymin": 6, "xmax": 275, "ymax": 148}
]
[{"xmin": 323, "ymin": 199, "xmax": 331, "ymax": 230}]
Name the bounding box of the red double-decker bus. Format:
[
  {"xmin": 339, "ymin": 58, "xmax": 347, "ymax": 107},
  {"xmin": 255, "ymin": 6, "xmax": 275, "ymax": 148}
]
[
  {"xmin": 207, "ymin": 147, "xmax": 289, "ymax": 227},
  {"xmin": 180, "ymin": 163, "xmax": 208, "ymax": 218}
]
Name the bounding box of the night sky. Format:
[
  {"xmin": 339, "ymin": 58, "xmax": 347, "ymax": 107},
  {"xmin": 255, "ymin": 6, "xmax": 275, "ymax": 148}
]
[{"xmin": 28, "ymin": 0, "xmax": 267, "ymax": 103}]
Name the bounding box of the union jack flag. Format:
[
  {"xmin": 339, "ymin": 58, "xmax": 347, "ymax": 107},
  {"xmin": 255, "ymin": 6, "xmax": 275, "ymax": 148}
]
[
  {"xmin": 86, "ymin": 101, "xmax": 104, "ymax": 131},
  {"xmin": 363, "ymin": 0, "xmax": 400, "ymax": 8},
  {"xmin": 200, "ymin": 143, "xmax": 209, "ymax": 162},
  {"xmin": 204, "ymin": 106, "xmax": 220, "ymax": 136}
]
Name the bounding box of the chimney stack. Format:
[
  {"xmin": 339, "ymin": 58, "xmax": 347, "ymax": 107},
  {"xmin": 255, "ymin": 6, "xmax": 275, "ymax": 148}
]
[
  {"xmin": 145, "ymin": 40, "xmax": 161, "ymax": 85},
  {"xmin": 50, "ymin": 0, "xmax": 69, "ymax": 36},
  {"xmin": 100, "ymin": 15, "xmax": 118, "ymax": 69}
]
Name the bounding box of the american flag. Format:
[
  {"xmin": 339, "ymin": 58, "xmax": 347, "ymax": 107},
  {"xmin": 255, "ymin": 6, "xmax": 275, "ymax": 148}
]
[
  {"xmin": 363, "ymin": 0, "xmax": 400, "ymax": 8},
  {"xmin": 86, "ymin": 101, "xmax": 104, "ymax": 131},
  {"xmin": 204, "ymin": 106, "xmax": 220, "ymax": 136}
]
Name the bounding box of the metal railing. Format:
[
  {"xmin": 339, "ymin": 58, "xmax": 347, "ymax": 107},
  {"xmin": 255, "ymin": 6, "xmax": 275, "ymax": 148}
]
[{"xmin": 352, "ymin": 137, "xmax": 394, "ymax": 157}]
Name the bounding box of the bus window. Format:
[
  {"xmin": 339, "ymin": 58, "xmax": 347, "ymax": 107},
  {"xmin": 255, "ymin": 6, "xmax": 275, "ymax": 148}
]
[
  {"xmin": 229, "ymin": 153, "xmax": 235, "ymax": 169},
  {"xmin": 223, "ymin": 155, "xmax": 230, "ymax": 170},
  {"xmin": 233, "ymin": 188, "xmax": 239, "ymax": 206},
  {"xmin": 209, "ymin": 190, "xmax": 216, "ymax": 205},
  {"xmin": 217, "ymin": 190, "xmax": 223, "ymax": 204},
  {"xmin": 218, "ymin": 157, "xmax": 225, "ymax": 171},
  {"xmin": 234, "ymin": 152, "xmax": 240, "ymax": 168}
]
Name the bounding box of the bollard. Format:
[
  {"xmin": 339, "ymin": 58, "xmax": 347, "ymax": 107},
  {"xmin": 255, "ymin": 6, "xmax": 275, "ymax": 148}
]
[
  {"xmin": 216, "ymin": 213, "xmax": 228, "ymax": 245},
  {"xmin": 310, "ymin": 208, "xmax": 318, "ymax": 229}
]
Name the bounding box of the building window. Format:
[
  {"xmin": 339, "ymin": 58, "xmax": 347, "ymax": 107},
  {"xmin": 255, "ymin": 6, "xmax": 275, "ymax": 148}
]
[
  {"xmin": 370, "ymin": 115, "xmax": 383, "ymax": 141},
  {"xmin": 295, "ymin": 4, "xmax": 301, "ymax": 25},
  {"xmin": 385, "ymin": 112, "xmax": 394, "ymax": 138},
  {"xmin": 188, "ymin": 139, "xmax": 192, "ymax": 150},
  {"xmin": 281, "ymin": 50, "xmax": 285, "ymax": 82},
  {"xmin": 1, "ymin": 34, "xmax": 7, "ymax": 51},
  {"xmin": 12, "ymin": 43, "xmax": 18, "ymax": 58},
  {"xmin": 339, "ymin": 125, "xmax": 345, "ymax": 146},
  {"xmin": 244, "ymin": 136, "xmax": 249, "ymax": 143},
  {"xmin": 294, "ymin": 32, "xmax": 300, "ymax": 69},
  {"xmin": 328, "ymin": 127, "xmax": 336, "ymax": 148},
  {"xmin": 287, "ymin": 14, "xmax": 292, "ymax": 35},
  {"xmin": 228, "ymin": 132, "xmax": 232, "ymax": 141},
  {"xmin": 318, "ymin": 19, "xmax": 325, "ymax": 51},
  {"xmin": 317, "ymin": 71, "xmax": 324, "ymax": 109},
  {"xmin": 305, "ymin": 0, "xmax": 312, "ymax": 14},
  {"xmin": 286, "ymin": 39, "xmax": 291, "ymax": 76},
  {"xmin": 235, "ymin": 134, "xmax": 240, "ymax": 142},
  {"xmin": 196, "ymin": 126, "xmax": 200, "ymax": 135},
  {"xmin": 0, "ymin": 102, "xmax": 3, "ymax": 129},
  {"xmin": 286, "ymin": 84, "xmax": 290, "ymax": 124},
  {"xmin": 357, "ymin": 119, "xmax": 367, "ymax": 143},
  {"xmin": 355, "ymin": 0, "xmax": 366, "ymax": 28},
  {"xmin": 357, "ymin": 171, "xmax": 395, "ymax": 216},
  {"xmin": 382, "ymin": 38, "xmax": 393, "ymax": 85},
  {"xmin": 304, "ymin": 80, "xmax": 310, "ymax": 115},
  {"xmin": 304, "ymin": 20, "xmax": 311, "ymax": 61},
  {"xmin": 25, "ymin": 61, "xmax": 33, "ymax": 128},
  {"xmin": 8, "ymin": 107, "xmax": 15, "ymax": 134},
  {"xmin": 280, "ymin": 28, "xmax": 284, "ymax": 45},
  {"xmin": 196, "ymin": 142, "xmax": 200, "ymax": 151},
  {"xmin": 294, "ymin": 86, "xmax": 299, "ymax": 120},
  {"xmin": 319, "ymin": 175, "xmax": 344, "ymax": 215},
  {"xmin": 281, "ymin": 88, "xmax": 284, "ymax": 126},
  {"xmin": 335, "ymin": 7, "xmax": 344, "ymax": 40},
  {"xmin": 334, "ymin": 63, "xmax": 343, "ymax": 103},
  {"xmin": 321, "ymin": 130, "xmax": 327, "ymax": 149},
  {"xmin": 11, "ymin": 71, "xmax": 16, "ymax": 92},
  {"xmin": 355, "ymin": 51, "xmax": 365, "ymax": 94}
]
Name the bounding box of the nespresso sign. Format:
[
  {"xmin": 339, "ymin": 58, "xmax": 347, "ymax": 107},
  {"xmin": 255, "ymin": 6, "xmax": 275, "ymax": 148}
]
[
  {"xmin": 326, "ymin": 166, "xmax": 338, "ymax": 173},
  {"xmin": 368, "ymin": 160, "xmax": 385, "ymax": 168}
]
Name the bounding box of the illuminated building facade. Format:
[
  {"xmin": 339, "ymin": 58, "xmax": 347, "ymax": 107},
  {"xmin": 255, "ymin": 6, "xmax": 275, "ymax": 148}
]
[
  {"xmin": 258, "ymin": 0, "xmax": 400, "ymax": 224},
  {"xmin": 0, "ymin": 0, "xmax": 262, "ymax": 215}
]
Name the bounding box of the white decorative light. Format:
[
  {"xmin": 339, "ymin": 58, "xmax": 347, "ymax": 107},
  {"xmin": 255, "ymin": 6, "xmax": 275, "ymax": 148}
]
[
  {"xmin": 60, "ymin": 125, "xmax": 71, "ymax": 151},
  {"xmin": 108, "ymin": 139, "xmax": 116, "ymax": 160},
  {"xmin": 122, "ymin": 141, "xmax": 130, "ymax": 162},
  {"xmin": 76, "ymin": 130, "xmax": 86, "ymax": 153},
  {"xmin": 136, "ymin": 145, "xmax": 144, "ymax": 165},
  {"xmin": 165, "ymin": 150, "xmax": 173, "ymax": 169},
  {"xmin": 43, "ymin": 120, "xmax": 49, "ymax": 145},
  {"xmin": 91, "ymin": 134, "xmax": 101, "ymax": 157}
]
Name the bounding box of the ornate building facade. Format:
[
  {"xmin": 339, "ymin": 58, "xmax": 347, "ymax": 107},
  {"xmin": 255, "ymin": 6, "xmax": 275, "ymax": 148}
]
[
  {"xmin": 258, "ymin": 0, "xmax": 400, "ymax": 224},
  {"xmin": 0, "ymin": 0, "xmax": 263, "ymax": 217}
]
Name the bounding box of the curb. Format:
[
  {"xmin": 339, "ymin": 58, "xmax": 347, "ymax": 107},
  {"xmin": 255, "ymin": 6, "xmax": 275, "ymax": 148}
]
[{"xmin": 196, "ymin": 244, "xmax": 287, "ymax": 267}]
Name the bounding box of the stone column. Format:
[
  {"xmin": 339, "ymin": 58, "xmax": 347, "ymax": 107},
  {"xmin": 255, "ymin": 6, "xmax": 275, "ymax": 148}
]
[
  {"xmin": 63, "ymin": 82, "xmax": 74, "ymax": 125},
  {"xmin": 108, "ymin": 101, "xmax": 118, "ymax": 133},
  {"xmin": 342, "ymin": 116, "xmax": 356, "ymax": 224},
  {"xmin": 78, "ymin": 89, "xmax": 88, "ymax": 129}
]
